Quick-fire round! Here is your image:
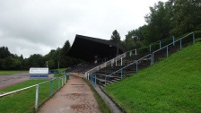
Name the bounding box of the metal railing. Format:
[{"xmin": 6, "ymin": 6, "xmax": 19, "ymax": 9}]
[
  {"xmin": 0, "ymin": 73, "xmax": 70, "ymax": 110},
  {"xmin": 85, "ymin": 49, "xmax": 137, "ymax": 80},
  {"xmin": 103, "ymin": 32, "xmax": 195, "ymax": 86},
  {"xmin": 89, "ymin": 74, "xmax": 96, "ymax": 87},
  {"xmin": 149, "ymin": 36, "xmax": 175, "ymax": 52}
]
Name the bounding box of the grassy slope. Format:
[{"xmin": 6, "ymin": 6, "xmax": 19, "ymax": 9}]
[{"xmin": 104, "ymin": 42, "xmax": 201, "ymax": 113}]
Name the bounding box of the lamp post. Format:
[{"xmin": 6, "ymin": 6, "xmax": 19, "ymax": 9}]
[
  {"xmin": 58, "ymin": 62, "xmax": 59, "ymax": 70},
  {"xmin": 46, "ymin": 61, "xmax": 48, "ymax": 68}
]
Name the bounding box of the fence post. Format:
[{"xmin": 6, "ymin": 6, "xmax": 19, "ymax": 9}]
[
  {"xmin": 35, "ymin": 84, "xmax": 39, "ymax": 110},
  {"xmin": 105, "ymin": 77, "xmax": 107, "ymax": 86},
  {"xmin": 151, "ymin": 53, "xmax": 154, "ymax": 65},
  {"xmin": 173, "ymin": 36, "xmax": 175, "ymax": 46},
  {"xmin": 50, "ymin": 80, "xmax": 53, "ymax": 97},
  {"xmin": 121, "ymin": 57, "xmax": 122, "ymax": 66},
  {"xmin": 62, "ymin": 76, "xmax": 64, "ymax": 86},
  {"xmin": 159, "ymin": 40, "xmax": 162, "ymax": 49},
  {"xmin": 120, "ymin": 69, "xmax": 123, "ymax": 80},
  {"xmin": 57, "ymin": 78, "xmax": 60, "ymax": 90},
  {"xmin": 166, "ymin": 46, "xmax": 169, "ymax": 58},
  {"xmin": 94, "ymin": 74, "xmax": 96, "ymax": 87},
  {"xmin": 180, "ymin": 39, "xmax": 182, "ymax": 49},
  {"xmin": 136, "ymin": 61, "xmax": 138, "ymax": 72},
  {"xmin": 193, "ymin": 32, "xmax": 195, "ymax": 44}
]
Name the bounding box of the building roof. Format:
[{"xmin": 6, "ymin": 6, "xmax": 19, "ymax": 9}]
[{"xmin": 66, "ymin": 34, "xmax": 126, "ymax": 62}]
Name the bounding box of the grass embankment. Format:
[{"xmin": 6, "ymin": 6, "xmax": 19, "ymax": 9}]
[
  {"xmin": 83, "ymin": 79, "xmax": 111, "ymax": 113},
  {"xmin": 0, "ymin": 79, "xmax": 61, "ymax": 113},
  {"xmin": 104, "ymin": 42, "xmax": 201, "ymax": 113},
  {"xmin": 0, "ymin": 71, "xmax": 27, "ymax": 75}
]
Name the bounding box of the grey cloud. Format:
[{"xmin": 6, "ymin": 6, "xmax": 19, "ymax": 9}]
[{"xmin": 0, "ymin": 0, "xmax": 167, "ymax": 58}]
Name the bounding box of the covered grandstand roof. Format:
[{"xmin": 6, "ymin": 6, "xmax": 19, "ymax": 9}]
[{"xmin": 66, "ymin": 34, "xmax": 126, "ymax": 62}]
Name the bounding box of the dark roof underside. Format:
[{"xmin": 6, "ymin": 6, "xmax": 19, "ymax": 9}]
[{"xmin": 66, "ymin": 35, "xmax": 126, "ymax": 62}]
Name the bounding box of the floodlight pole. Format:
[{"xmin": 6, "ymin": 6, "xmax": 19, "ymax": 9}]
[{"xmin": 58, "ymin": 62, "xmax": 59, "ymax": 70}]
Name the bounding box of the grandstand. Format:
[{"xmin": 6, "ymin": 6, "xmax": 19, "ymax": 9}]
[{"xmin": 67, "ymin": 32, "xmax": 197, "ymax": 87}]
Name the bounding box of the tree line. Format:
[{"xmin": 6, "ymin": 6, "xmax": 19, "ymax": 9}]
[
  {"xmin": 1, "ymin": 0, "xmax": 200, "ymax": 70},
  {"xmin": 0, "ymin": 41, "xmax": 82, "ymax": 70},
  {"xmin": 111, "ymin": 0, "xmax": 201, "ymax": 51}
]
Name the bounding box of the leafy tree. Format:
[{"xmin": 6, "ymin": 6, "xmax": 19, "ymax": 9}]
[
  {"xmin": 145, "ymin": 1, "xmax": 172, "ymax": 43},
  {"xmin": 110, "ymin": 30, "xmax": 121, "ymax": 43},
  {"xmin": 0, "ymin": 47, "xmax": 11, "ymax": 59},
  {"xmin": 170, "ymin": 0, "xmax": 201, "ymax": 36},
  {"xmin": 26, "ymin": 54, "xmax": 44, "ymax": 68}
]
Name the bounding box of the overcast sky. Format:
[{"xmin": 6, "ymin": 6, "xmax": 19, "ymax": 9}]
[{"xmin": 0, "ymin": 0, "xmax": 167, "ymax": 58}]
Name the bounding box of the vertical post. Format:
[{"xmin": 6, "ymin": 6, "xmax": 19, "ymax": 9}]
[
  {"xmin": 193, "ymin": 32, "xmax": 195, "ymax": 44},
  {"xmin": 120, "ymin": 69, "xmax": 123, "ymax": 80},
  {"xmin": 173, "ymin": 36, "xmax": 175, "ymax": 46},
  {"xmin": 94, "ymin": 74, "xmax": 96, "ymax": 87},
  {"xmin": 116, "ymin": 58, "xmax": 117, "ymax": 66},
  {"xmin": 136, "ymin": 61, "xmax": 138, "ymax": 72},
  {"xmin": 64, "ymin": 75, "xmax": 66, "ymax": 83},
  {"xmin": 180, "ymin": 39, "xmax": 182, "ymax": 49},
  {"xmin": 121, "ymin": 57, "xmax": 122, "ymax": 66},
  {"xmin": 35, "ymin": 84, "xmax": 39, "ymax": 110},
  {"xmin": 50, "ymin": 80, "xmax": 53, "ymax": 97},
  {"xmin": 105, "ymin": 76, "xmax": 107, "ymax": 86},
  {"xmin": 151, "ymin": 54, "xmax": 154, "ymax": 65},
  {"xmin": 57, "ymin": 78, "xmax": 60, "ymax": 90},
  {"xmin": 159, "ymin": 40, "xmax": 162, "ymax": 49},
  {"xmin": 62, "ymin": 76, "xmax": 64, "ymax": 86},
  {"xmin": 166, "ymin": 46, "xmax": 169, "ymax": 58},
  {"xmin": 87, "ymin": 73, "xmax": 89, "ymax": 80},
  {"xmin": 58, "ymin": 62, "xmax": 59, "ymax": 71}
]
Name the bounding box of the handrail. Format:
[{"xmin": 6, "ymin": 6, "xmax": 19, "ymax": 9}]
[
  {"xmin": 85, "ymin": 49, "xmax": 136, "ymax": 78},
  {"xmin": 104, "ymin": 53, "xmax": 151, "ymax": 85},
  {"xmin": 150, "ymin": 35, "xmax": 173, "ymax": 45},
  {"xmin": 104, "ymin": 32, "xmax": 195, "ymax": 86},
  {"xmin": 153, "ymin": 32, "xmax": 194, "ymax": 54},
  {"xmin": 0, "ymin": 80, "xmax": 50, "ymax": 97}
]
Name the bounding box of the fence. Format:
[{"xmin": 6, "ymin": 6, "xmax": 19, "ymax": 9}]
[
  {"xmin": 0, "ymin": 73, "xmax": 70, "ymax": 111},
  {"xmin": 85, "ymin": 49, "xmax": 137, "ymax": 80},
  {"xmin": 103, "ymin": 32, "xmax": 195, "ymax": 86}
]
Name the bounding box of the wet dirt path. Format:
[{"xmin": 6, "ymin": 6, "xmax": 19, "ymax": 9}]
[
  {"xmin": 37, "ymin": 75, "xmax": 101, "ymax": 113},
  {"xmin": 0, "ymin": 73, "xmax": 29, "ymax": 89}
]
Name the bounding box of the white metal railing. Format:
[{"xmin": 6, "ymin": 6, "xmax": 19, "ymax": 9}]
[
  {"xmin": 85, "ymin": 49, "xmax": 137, "ymax": 79},
  {"xmin": 0, "ymin": 74, "xmax": 69, "ymax": 111}
]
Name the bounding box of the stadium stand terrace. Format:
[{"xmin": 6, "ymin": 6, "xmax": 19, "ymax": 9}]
[
  {"xmin": 67, "ymin": 34, "xmax": 126, "ymax": 62},
  {"xmin": 66, "ymin": 34, "xmax": 126, "ymax": 75}
]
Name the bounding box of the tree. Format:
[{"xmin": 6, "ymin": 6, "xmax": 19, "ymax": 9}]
[
  {"xmin": 26, "ymin": 54, "xmax": 44, "ymax": 68},
  {"xmin": 0, "ymin": 46, "xmax": 11, "ymax": 59},
  {"xmin": 145, "ymin": 1, "xmax": 172, "ymax": 43},
  {"xmin": 110, "ymin": 30, "xmax": 121, "ymax": 43},
  {"xmin": 170, "ymin": 0, "xmax": 201, "ymax": 36}
]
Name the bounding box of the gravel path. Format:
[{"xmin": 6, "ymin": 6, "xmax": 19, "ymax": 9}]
[
  {"xmin": 0, "ymin": 73, "xmax": 29, "ymax": 89},
  {"xmin": 37, "ymin": 75, "xmax": 101, "ymax": 113}
]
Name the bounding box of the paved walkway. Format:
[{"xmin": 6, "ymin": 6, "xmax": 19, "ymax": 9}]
[{"xmin": 37, "ymin": 75, "xmax": 101, "ymax": 113}]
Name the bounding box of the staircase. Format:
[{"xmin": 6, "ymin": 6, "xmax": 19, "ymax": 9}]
[{"xmin": 89, "ymin": 32, "xmax": 196, "ymax": 87}]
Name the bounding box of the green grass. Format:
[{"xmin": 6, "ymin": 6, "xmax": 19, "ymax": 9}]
[
  {"xmin": 54, "ymin": 73, "xmax": 63, "ymax": 77},
  {"xmin": 0, "ymin": 79, "xmax": 63, "ymax": 113},
  {"xmin": 0, "ymin": 70, "xmax": 27, "ymax": 75},
  {"xmin": 104, "ymin": 42, "xmax": 201, "ymax": 113},
  {"xmin": 83, "ymin": 78, "xmax": 111, "ymax": 113}
]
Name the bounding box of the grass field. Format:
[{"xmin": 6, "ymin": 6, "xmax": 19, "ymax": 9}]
[
  {"xmin": 104, "ymin": 42, "xmax": 201, "ymax": 113},
  {"xmin": 0, "ymin": 70, "xmax": 27, "ymax": 75},
  {"xmin": 0, "ymin": 79, "xmax": 62, "ymax": 113}
]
